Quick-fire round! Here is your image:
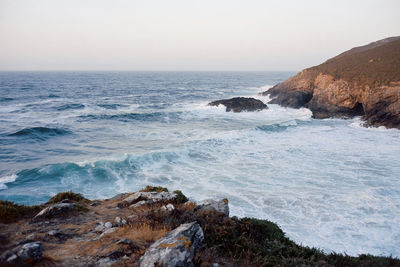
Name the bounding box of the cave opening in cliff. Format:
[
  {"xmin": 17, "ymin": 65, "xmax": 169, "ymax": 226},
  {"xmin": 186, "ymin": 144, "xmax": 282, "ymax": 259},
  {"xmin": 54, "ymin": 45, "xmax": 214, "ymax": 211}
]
[{"xmin": 351, "ymin": 102, "xmax": 365, "ymax": 116}]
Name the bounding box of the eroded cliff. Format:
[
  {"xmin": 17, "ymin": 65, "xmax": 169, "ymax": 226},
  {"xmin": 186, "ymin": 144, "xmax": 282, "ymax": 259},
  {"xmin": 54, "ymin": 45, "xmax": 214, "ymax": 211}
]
[{"xmin": 263, "ymin": 37, "xmax": 400, "ymax": 128}]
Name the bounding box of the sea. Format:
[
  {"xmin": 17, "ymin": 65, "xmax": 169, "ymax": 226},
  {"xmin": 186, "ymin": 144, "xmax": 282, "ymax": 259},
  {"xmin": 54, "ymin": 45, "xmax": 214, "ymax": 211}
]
[{"xmin": 0, "ymin": 71, "xmax": 399, "ymax": 257}]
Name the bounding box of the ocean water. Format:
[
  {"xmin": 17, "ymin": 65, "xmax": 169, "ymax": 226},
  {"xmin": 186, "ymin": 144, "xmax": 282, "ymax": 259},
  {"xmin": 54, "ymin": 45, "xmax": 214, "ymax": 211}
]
[{"xmin": 1, "ymin": 71, "xmax": 399, "ymax": 257}]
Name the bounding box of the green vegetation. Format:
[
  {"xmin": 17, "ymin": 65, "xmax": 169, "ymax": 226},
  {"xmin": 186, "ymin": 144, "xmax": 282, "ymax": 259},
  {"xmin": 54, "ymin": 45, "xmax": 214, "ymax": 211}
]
[
  {"xmin": 0, "ymin": 200, "xmax": 41, "ymax": 224},
  {"xmin": 199, "ymin": 216, "xmax": 400, "ymax": 266},
  {"xmin": 48, "ymin": 191, "xmax": 89, "ymax": 204},
  {"xmin": 140, "ymin": 186, "xmax": 169, "ymax": 193},
  {"xmin": 308, "ymin": 39, "xmax": 400, "ymax": 87},
  {"xmin": 134, "ymin": 189, "xmax": 400, "ymax": 266},
  {"xmin": 173, "ymin": 190, "xmax": 188, "ymax": 204}
]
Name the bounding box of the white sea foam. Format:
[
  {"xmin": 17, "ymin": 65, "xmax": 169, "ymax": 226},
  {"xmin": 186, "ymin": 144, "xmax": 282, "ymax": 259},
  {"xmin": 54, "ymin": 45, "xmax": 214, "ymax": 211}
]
[
  {"xmin": 2, "ymin": 77, "xmax": 400, "ymax": 258},
  {"xmin": 0, "ymin": 174, "xmax": 17, "ymax": 190}
]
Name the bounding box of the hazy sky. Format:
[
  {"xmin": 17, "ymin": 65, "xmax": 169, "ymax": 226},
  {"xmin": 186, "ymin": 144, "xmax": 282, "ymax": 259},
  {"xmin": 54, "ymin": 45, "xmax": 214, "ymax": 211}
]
[{"xmin": 0, "ymin": 0, "xmax": 399, "ymax": 71}]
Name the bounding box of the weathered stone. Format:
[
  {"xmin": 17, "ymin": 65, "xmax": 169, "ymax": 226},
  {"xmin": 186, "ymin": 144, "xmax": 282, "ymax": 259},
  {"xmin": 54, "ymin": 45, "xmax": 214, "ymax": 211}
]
[
  {"xmin": 3, "ymin": 242, "xmax": 43, "ymax": 265},
  {"xmin": 161, "ymin": 203, "xmax": 175, "ymax": 212},
  {"xmin": 129, "ymin": 200, "xmax": 150, "ymax": 208},
  {"xmin": 119, "ymin": 191, "xmax": 178, "ymax": 208},
  {"xmin": 208, "ymin": 97, "xmax": 268, "ymax": 112},
  {"xmin": 139, "ymin": 222, "xmax": 204, "ymax": 267},
  {"xmin": 32, "ymin": 203, "xmax": 76, "ymax": 221},
  {"xmin": 104, "ymin": 222, "xmax": 113, "ymax": 229},
  {"xmin": 262, "ymin": 37, "xmax": 400, "ymax": 129},
  {"xmin": 196, "ymin": 199, "xmax": 229, "ymax": 216},
  {"xmin": 94, "ymin": 222, "xmax": 106, "ymax": 232}
]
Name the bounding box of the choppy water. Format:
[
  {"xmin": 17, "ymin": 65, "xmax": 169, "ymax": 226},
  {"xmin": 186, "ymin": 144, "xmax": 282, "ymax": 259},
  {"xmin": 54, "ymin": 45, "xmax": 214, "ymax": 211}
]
[{"xmin": 0, "ymin": 71, "xmax": 399, "ymax": 257}]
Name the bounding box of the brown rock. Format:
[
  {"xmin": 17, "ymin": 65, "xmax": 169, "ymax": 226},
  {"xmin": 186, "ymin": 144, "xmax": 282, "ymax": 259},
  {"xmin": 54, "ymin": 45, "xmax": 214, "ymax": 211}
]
[{"xmin": 262, "ymin": 36, "xmax": 400, "ymax": 128}]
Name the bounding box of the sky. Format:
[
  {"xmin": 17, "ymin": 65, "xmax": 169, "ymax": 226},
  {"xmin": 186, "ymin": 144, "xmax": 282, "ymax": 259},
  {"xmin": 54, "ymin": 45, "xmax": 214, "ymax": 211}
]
[{"xmin": 0, "ymin": 0, "xmax": 399, "ymax": 71}]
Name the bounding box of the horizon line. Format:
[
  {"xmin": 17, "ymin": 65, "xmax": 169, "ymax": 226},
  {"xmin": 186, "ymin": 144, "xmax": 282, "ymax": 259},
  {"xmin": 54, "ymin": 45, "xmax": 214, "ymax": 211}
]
[{"xmin": 0, "ymin": 69, "xmax": 298, "ymax": 72}]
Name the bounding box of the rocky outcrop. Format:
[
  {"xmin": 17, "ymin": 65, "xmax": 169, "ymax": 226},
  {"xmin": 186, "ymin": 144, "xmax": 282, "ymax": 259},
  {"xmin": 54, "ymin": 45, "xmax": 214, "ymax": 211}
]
[
  {"xmin": 139, "ymin": 222, "xmax": 204, "ymax": 267},
  {"xmin": 195, "ymin": 199, "xmax": 229, "ymax": 217},
  {"xmin": 1, "ymin": 188, "xmax": 399, "ymax": 266},
  {"xmin": 263, "ymin": 37, "xmax": 400, "ymax": 128},
  {"xmin": 208, "ymin": 97, "xmax": 268, "ymax": 112},
  {"xmin": 117, "ymin": 191, "xmax": 178, "ymax": 208},
  {"xmin": 32, "ymin": 203, "xmax": 76, "ymax": 221},
  {"xmin": 1, "ymin": 241, "xmax": 43, "ymax": 266}
]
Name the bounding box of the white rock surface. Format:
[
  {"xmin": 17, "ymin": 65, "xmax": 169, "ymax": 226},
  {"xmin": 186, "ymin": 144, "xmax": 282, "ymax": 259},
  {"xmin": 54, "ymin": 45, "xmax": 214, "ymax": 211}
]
[
  {"xmin": 32, "ymin": 203, "xmax": 76, "ymax": 221},
  {"xmin": 139, "ymin": 222, "xmax": 204, "ymax": 267},
  {"xmin": 196, "ymin": 199, "xmax": 229, "ymax": 216}
]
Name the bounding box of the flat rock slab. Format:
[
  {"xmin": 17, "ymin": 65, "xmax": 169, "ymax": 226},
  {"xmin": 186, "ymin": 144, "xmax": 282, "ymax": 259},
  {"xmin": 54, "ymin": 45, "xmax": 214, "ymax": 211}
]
[
  {"xmin": 118, "ymin": 191, "xmax": 177, "ymax": 208},
  {"xmin": 139, "ymin": 222, "xmax": 204, "ymax": 267},
  {"xmin": 32, "ymin": 203, "xmax": 76, "ymax": 221},
  {"xmin": 208, "ymin": 97, "xmax": 268, "ymax": 112}
]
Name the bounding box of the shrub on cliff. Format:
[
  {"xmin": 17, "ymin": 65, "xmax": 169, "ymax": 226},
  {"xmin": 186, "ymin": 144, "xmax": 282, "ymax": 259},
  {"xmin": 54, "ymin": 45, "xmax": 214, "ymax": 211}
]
[
  {"xmin": 0, "ymin": 200, "xmax": 41, "ymax": 224},
  {"xmin": 48, "ymin": 191, "xmax": 89, "ymax": 204},
  {"xmin": 140, "ymin": 186, "xmax": 169, "ymax": 193}
]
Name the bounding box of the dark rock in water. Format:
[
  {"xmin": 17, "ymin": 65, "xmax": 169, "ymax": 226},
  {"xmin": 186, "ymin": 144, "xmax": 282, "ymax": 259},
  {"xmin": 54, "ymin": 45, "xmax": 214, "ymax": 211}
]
[
  {"xmin": 139, "ymin": 222, "xmax": 204, "ymax": 267},
  {"xmin": 208, "ymin": 97, "xmax": 268, "ymax": 112},
  {"xmin": 268, "ymin": 91, "xmax": 313, "ymax": 109}
]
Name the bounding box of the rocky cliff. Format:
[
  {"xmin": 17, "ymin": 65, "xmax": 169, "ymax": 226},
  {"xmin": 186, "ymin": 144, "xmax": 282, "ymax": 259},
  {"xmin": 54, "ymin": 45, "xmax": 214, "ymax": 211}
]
[{"xmin": 263, "ymin": 37, "xmax": 400, "ymax": 128}]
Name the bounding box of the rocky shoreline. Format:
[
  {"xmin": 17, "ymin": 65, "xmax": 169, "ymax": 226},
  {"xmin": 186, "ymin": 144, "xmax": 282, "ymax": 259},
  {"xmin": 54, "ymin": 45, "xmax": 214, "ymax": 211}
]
[
  {"xmin": 262, "ymin": 37, "xmax": 400, "ymax": 129},
  {"xmin": 1, "ymin": 187, "xmax": 399, "ymax": 266}
]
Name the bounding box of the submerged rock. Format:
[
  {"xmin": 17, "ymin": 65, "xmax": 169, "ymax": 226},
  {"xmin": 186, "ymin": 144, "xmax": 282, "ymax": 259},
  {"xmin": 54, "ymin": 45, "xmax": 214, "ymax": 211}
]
[
  {"xmin": 139, "ymin": 222, "xmax": 204, "ymax": 267},
  {"xmin": 208, "ymin": 97, "xmax": 268, "ymax": 112},
  {"xmin": 196, "ymin": 199, "xmax": 229, "ymax": 216},
  {"xmin": 32, "ymin": 203, "xmax": 76, "ymax": 221}
]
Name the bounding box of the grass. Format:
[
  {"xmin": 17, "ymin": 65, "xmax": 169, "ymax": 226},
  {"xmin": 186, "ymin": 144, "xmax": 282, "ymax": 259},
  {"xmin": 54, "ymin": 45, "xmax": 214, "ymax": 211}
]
[
  {"xmin": 129, "ymin": 189, "xmax": 400, "ymax": 266},
  {"xmin": 140, "ymin": 186, "xmax": 169, "ymax": 193},
  {"xmin": 173, "ymin": 190, "xmax": 188, "ymax": 204},
  {"xmin": 308, "ymin": 39, "xmax": 400, "ymax": 87},
  {"xmin": 48, "ymin": 191, "xmax": 89, "ymax": 204},
  {"xmin": 0, "ymin": 200, "xmax": 41, "ymax": 224}
]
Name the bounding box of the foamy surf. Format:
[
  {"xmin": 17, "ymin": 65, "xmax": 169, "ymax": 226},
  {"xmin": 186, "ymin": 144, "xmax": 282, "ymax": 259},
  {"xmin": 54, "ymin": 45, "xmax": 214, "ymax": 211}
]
[{"xmin": 1, "ymin": 71, "xmax": 399, "ymax": 258}]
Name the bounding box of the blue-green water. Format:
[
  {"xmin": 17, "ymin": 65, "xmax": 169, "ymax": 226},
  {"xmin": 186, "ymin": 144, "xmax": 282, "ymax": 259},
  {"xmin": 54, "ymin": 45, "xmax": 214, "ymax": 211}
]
[{"xmin": 0, "ymin": 71, "xmax": 399, "ymax": 257}]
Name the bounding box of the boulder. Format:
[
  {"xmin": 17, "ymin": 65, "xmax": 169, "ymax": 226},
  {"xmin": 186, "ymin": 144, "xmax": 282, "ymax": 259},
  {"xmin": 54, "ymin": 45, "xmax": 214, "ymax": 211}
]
[
  {"xmin": 139, "ymin": 222, "xmax": 204, "ymax": 267},
  {"xmin": 32, "ymin": 203, "xmax": 76, "ymax": 221},
  {"xmin": 208, "ymin": 97, "xmax": 268, "ymax": 112},
  {"xmin": 196, "ymin": 199, "xmax": 229, "ymax": 216},
  {"xmin": 1, "ymin": 241, "xmax": 43, "ymax": 265}
]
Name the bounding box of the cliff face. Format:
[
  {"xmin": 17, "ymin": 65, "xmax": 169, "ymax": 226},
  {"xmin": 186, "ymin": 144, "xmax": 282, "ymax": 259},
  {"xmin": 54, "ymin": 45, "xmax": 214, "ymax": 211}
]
[{"xmin": 263, "ymin": 37, "xmax": 400, "ymax": 128}]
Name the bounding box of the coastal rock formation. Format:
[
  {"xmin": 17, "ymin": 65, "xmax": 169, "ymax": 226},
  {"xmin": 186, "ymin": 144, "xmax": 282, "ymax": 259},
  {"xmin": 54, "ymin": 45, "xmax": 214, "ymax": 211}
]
[
  {"xmin": 117, "ymin": 191, "xmax": 178, "ymax": 208},
  {"xmin": 263, "ymin": 36, "xmax": 400, "ymax": 128},
  {"xmin": 195, "ymin": 199, "xmax": 229, "ymax": 216},
  {"xmin": 32, "ymin": 203, "xmax": 76, "ymax": 221},
  {"xmin": 208, "ymin": 97, "xmax": 268, "ymax": 112},
  {"xmin": 1, "ymin": 241, "xmax": 43, "ymax": 265},
  {"xmin": 139, "ymin": 222, "xmax": 204, "ymax": 267},
  {"xmin": 1, "ymin": 188, "xmax": 399, "ymax": 266}
]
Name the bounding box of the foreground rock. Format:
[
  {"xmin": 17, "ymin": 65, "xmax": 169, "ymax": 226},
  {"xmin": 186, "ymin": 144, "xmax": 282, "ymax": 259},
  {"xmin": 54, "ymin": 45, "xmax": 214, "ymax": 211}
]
[
  {"xmin": 118, "ymin": 191, "xmax": 178, "ymax": 208},
  {"xmin": 1, "ymin": 241, "xmax": 43, "ymax": 266},
  {"xmin": 32, "ymin": 203, "xmax": 76, "ymax": 221},
  {"xmin": 139, "ymin": 222, "xmax": 204, "ymax": 267},
  {"xmin": 208, "ymin": 97, "xmax": 268, "ymax": 112},
  {"xmin": 263, "ymin": 36, "xmax": 400, "ymax": 128},
  {"xmin": 1, "ymin": 188, "xmax": 399, "ymax": 266},
  {"xmin": 196, "ymin": 199, "xmax": 229, "ymax": 216}
]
